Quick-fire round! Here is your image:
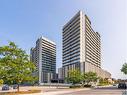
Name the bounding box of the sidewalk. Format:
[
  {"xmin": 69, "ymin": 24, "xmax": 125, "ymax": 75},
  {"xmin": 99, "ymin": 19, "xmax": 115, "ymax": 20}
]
[{"xmin": 19, "ymin": 88, "xmax": 91, "ymax": 95}]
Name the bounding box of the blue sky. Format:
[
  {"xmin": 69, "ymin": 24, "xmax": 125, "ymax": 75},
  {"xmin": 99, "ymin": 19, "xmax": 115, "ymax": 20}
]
[{"xmin": 0, "ymin": 0, "xmax": 127, "ymax": 79}]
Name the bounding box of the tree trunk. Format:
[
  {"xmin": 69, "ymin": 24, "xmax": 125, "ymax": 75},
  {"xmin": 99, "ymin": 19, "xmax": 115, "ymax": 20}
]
[{"xmin": 17, "ymin": 84, "xmax": 20, "ymax": 92}]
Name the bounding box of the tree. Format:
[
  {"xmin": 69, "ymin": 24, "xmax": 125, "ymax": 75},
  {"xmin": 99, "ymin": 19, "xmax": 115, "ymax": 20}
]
[
  {"xmin": 66, "ymin": 69, "xmax": 82, "ymax": 85},
  {"xmin": 83, "ymin": 72, "xmax": 98, "ymax": 85},
  {"xmin": 0, "ymin": 42, "xmax": 37, "ymax": 91},
  {"xmin": 98, "ymin": 78, "xmax": 110, "ymax": 86},
  {"xmin": 121, "ymin": 63, "xmax": 127, "ymax": 74},
  {"xmin": 0, "ymin": 79, "xmax": 4, "ymax": 85}
]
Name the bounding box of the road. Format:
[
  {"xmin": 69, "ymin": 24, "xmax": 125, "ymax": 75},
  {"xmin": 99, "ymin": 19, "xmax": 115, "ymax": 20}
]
[
  {"xmin": 0, "ymin": 86, "xmax": 126, "ymax": 95},
  {"xmin": 60, "ymin": 86, "xmax": 126, "ymax": 95}
]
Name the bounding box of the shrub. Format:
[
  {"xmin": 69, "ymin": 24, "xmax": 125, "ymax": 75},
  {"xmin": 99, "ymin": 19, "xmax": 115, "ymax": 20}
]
[
  {"xmin": 0, "ymin": 79, "xmax": 4, "ymax": 85},
  {"xmin": 84, "ymin": 84, "xmax": 92, "ymax": 87}
]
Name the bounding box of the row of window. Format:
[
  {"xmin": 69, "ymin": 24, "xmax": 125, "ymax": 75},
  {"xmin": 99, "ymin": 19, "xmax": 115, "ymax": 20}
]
[
  {"xmin": 63, "ymin": 14, "xmax": 80, "ymax": 32},
  {"xmin": 63, "ymin": 23, "xmax": 80, "ymax": 41}
]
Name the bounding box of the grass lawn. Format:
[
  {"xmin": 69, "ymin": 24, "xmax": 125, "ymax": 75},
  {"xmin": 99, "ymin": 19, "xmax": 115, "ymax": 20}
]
[{"xmin": 0, "ymin": 90, "xmax": 41, "ymax": 95}]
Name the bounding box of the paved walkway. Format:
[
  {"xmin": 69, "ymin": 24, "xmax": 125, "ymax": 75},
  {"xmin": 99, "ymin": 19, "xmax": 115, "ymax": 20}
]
[{"xmin": 19, "ymin": 88, "xmax": 91, "ymax": 95}]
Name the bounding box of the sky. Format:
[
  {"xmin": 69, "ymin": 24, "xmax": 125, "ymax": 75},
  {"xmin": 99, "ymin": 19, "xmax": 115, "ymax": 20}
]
[{"xmin": 0, "ymin": 0, "xmax": 127, "ymax": 79}]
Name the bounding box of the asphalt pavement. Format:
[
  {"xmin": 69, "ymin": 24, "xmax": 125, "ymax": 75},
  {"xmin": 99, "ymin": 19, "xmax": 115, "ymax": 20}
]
[{"xmin": 60, "ymin": 86, "xmax": 126, "ymax": 95}]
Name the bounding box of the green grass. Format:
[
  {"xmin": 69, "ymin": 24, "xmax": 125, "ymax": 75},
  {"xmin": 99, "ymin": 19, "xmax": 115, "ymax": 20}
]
[{"xmin": 0, "ymin": 90, "xmax": 41, "ymax": 95}]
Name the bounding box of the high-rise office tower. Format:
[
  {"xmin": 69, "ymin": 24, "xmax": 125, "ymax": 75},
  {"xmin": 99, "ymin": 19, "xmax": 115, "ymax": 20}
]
[
  {"xmin": 62, "ymin": 11, "xmax": 103, "ymax": 78},
  {"xmin": 30, "ymin": 36, "xmax": 56, "ymax": 85}
]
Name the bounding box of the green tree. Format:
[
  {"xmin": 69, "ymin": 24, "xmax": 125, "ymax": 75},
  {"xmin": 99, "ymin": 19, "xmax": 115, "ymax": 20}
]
[
  {"xmin": 121, "ymin": 63, "xmax": 127, "ymax": 74},
  {"xmin": 0, "ymin": 79, "xmax": 4, "ymax": 85},
  {"xmin": 83, "ymin": 72, "xmax": 98, "ymax": 85},
  {"xmin": 66, "ymin": 69, "xmax": 82, "ymax": 85},
  {"xmin": 98, "ymin": 78, "xmax": 110, "ymax": 86},
  {"xmin": 0, "ymin": 42, "xmax": 37, "ymax": 91}
]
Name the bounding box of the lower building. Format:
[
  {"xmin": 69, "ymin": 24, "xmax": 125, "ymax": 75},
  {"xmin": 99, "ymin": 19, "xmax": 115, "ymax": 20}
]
[
  {"xmin": 30, "ymin": 36, "xmax": 56, "ymax": 85},
  {"xmin": 58, "ymin": 67, "xmax": 64, "ymax": 79}
]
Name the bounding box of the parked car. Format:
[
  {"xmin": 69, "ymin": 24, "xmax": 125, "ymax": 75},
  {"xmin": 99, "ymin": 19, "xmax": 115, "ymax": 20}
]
[
  {"xmin": 2, "ymin": 84, "xmax": 9, "ymax": 90},
  {"xmin": 113, "ymin": 84, "xmax": 117, "ymax": 86},
  {"xmin": 13, "ymin": 84, "xmax": 18, "ymax": 89},
  {"xmin": 118, "ymin": 83, "xmax": 127, "ymax": 89}
]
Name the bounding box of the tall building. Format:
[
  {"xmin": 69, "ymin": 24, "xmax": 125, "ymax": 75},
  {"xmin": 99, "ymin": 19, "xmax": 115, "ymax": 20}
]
[
  {"xmin": 30, "ymin": 36, "xmax": 56, "ymax": 85},
  {"xmin": 62, "ymin": 11, "xmax": 111, "ymax": 79}
]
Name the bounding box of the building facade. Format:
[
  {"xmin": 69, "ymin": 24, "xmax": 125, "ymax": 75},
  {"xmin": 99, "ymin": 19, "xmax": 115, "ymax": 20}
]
[
  {"xmin": 62, "ymin": 11, "xmax": 111, "ymax": 79},
  {"xmin": 58, "ymin": 67, "xmax": 64, "ymax": 79},
  {"xmin": 30, "ymin": 36, "xmax": 56, "ymax": 85}
]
